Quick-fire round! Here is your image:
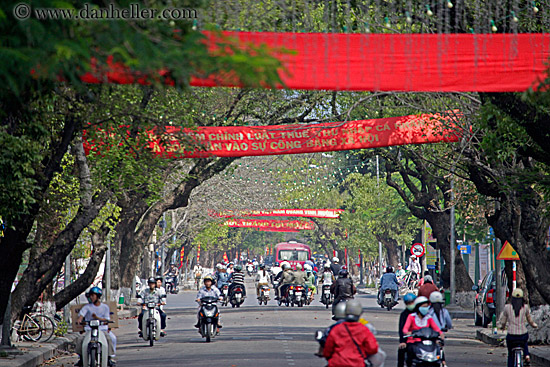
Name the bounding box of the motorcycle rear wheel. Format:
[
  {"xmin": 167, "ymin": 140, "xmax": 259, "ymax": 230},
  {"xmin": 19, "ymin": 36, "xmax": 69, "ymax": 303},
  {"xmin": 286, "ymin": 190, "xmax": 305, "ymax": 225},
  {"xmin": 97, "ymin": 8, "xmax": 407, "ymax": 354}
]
[
  {"xmin": 88, "ymin": 349, "xmax": 97, "ymax": 367},
  {"xmin": 206, "ymin": 323, "xmax": 212, "ymax": 343}
]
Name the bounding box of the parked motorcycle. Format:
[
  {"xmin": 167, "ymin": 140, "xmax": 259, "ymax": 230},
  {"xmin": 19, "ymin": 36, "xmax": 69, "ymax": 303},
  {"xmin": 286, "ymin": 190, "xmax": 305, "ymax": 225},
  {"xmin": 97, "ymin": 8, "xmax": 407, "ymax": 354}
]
[
  {"xmin": 81, "ymin": 319, "xmax": 113, "ymax": 367},
  {"xmin": 198, "ymin": 296, "xmax": 220, "ymax": 343},
  {"xmin": 164, "ymin": 273, "xmax": 178, "ymax": 294},
  {"xmin": 320, "ymin": 284, "xmax": 333, "ymax": 309},
  {"xmin": 404, "ymin": 327, "xmax": 444, "ymax": 366},
  {"xmin": 142, "ymin": 302, "xmax": 161, "ymax": 346},
  {"xmin": 229, "ymin": 284, "xmax": 245, "ymax": 308},
  {"xmin": 258, "ymin": 284, "xmax": 270, "ymax": 305},
  {"xmin": 220, "ymin": 284, "xmax": 230, "ymax": 306}
]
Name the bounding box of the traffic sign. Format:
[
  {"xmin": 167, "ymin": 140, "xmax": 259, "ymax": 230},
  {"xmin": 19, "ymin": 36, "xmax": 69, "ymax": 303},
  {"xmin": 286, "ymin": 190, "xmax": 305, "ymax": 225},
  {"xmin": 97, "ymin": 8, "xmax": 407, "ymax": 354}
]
[
  {"xmin": 458, "ymin": 245, "xmax": 471, "ymax": 255},
  {"xmin": 411, "ymin": 243, "xmax": 425, "ymax": 257},
  {"xmin": 497, "ymin": 241, "xmax": 520, "ymax": 260}
]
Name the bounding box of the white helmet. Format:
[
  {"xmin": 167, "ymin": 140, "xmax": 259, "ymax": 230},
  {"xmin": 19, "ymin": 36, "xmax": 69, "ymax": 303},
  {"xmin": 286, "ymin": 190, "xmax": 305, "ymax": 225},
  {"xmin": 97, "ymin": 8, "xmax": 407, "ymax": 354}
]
[
  {"xmin": 216, "ymin": 263, "xmax": 223, "ymax": 269},
  {"xmin": 429, "ymin": 291, "xmax": 444, "ymax": 304},
  {"xmin": 280, "ymin": 261, "xmax": 290, "ymax": 268},
  {"xmin": 296, "ymin": 263, "xmax": 303, "ymax": 270},
  {"xmin": 332, "ymin": 257, "xmax": 339, "ymax": 263},
  {"xmin": 410, "ymin": 255, "xmax": 417, "ymax": 259},
  {"xmin": 413, "ymin": 296, "xmax": 429, "ymax": 311},
  {"xmin": 304, "ymin": 264, "xmax": 312, "ymax": 271}
]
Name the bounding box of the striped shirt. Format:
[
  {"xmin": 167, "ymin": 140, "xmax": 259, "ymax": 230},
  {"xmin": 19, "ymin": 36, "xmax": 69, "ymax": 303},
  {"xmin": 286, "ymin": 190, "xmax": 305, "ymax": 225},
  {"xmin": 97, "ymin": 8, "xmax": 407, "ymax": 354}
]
[
  {"xmin": 232, "ymin": 271, "xmax": 245, "ymax": 285},
  {"xmin": 498, "ymin": 304, "xmax": 535, "ymax": 335}
]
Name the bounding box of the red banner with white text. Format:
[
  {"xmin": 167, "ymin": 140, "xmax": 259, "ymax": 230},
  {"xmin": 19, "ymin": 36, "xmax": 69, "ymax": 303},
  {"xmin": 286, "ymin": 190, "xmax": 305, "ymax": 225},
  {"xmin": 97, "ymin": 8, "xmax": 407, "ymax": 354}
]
[
  {"xmin": 223, "ymin": 219, "xmax": 315, "ymax": 231},
  {"xmin": 80, "ymin": 33, "xmax": 550, "ymax": 92},
  {"xmin": 210, "ymin": 209, "xmax": 344, "ymax": 219},
  {"xmin": 134, "ymin": 112, "xmax": 459, "ymax": 158}
]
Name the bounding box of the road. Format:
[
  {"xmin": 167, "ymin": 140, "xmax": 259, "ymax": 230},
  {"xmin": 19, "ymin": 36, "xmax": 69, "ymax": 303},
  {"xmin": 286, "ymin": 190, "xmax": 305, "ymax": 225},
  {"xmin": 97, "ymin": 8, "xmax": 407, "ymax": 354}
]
[{"xmin": 43, "ymin": 278, "xmax": 538, "ymax": 367}]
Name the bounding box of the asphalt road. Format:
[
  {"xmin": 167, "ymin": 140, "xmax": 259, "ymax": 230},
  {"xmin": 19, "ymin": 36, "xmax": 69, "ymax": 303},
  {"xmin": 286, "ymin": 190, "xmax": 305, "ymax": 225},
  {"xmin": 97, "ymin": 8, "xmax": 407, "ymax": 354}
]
[{"xmin": 43, "ymin": 279, "xmax": 539, "ymax": 367}]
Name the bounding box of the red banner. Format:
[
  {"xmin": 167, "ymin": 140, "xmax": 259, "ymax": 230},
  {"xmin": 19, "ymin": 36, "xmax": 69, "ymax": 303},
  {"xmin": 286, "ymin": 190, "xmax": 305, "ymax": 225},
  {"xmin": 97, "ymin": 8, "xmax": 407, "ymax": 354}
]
[
  {"xmin": 223, "ymin": 219, "xmax": 315, "ymax": 231},
  {"xmin": 223, "ymin": 252, "xmax": 229, "ymax": 263},
  {"xmin": 80, "ymin": 33, "xmax": 550, "ymax": 92},
  {"xmin": 137, "ymin": 113, "xmax": 459, "ymax": 158},
  {"xmin": 179, "ymin": 246, "xmax": 185, "ymax": 269},
  {"xmin": 197, "ymin": 244, "xmax": 201, "ymax": 263},
  {"xmin": 210, "ymin": 209, "xmax": 344, "ymax": 219}
]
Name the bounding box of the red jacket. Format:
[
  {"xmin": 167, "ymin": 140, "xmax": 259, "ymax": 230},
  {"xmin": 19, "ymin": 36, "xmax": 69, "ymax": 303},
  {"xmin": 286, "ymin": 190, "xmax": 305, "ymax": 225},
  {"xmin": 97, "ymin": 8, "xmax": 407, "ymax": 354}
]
[
  {"xmin": 323, "ymin": 321, "xmax": 379, "ymax": 367},
  {"xmin": 417, "ymin": 282, "xmax": 439, "ymax": 299}
]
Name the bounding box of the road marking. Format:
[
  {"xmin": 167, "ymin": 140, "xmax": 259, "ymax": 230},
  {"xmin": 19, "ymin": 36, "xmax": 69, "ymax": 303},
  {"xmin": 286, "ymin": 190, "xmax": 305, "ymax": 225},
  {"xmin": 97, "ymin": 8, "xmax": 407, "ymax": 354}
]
[{"xmin": 232, "ymin": 337, "xmax": 251, "ymax": 340}]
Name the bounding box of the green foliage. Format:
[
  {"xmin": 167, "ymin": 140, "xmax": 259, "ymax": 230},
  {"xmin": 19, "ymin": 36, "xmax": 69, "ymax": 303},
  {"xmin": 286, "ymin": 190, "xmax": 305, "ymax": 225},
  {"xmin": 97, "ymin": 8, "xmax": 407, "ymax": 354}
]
[{"xmin": 54, "ymin": 319, "xmax": 68, "ymax": 337}]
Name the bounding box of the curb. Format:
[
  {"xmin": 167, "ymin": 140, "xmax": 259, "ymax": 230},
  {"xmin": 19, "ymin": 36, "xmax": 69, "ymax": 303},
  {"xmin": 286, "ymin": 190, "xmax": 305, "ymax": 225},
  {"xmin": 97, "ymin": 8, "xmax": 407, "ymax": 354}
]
[
  {"xmin": 0, "ymin": 333, "xmax": 79, "ymax": 367},
  {"xmin": 476, "ymin": 328, "xmax": 550, "ymax": 366}
]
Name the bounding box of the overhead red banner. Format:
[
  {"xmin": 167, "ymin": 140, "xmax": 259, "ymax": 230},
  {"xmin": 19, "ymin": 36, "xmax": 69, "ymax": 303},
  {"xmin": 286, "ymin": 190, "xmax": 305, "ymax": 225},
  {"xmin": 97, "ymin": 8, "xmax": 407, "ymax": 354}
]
[
  {"xmin": 223, "ymin": 219, "xmax": 315, "ymax": 231},
  {"xmin": 136, "ymin": 112, "xmax": 459, "ymax": 158},
  {"xmin": 210, "ymin": 209, "xmax": 344, "ymax": 219},
  {"xmin": 80, "ymin": 32, "xmax": 550, "ymax": 92}
]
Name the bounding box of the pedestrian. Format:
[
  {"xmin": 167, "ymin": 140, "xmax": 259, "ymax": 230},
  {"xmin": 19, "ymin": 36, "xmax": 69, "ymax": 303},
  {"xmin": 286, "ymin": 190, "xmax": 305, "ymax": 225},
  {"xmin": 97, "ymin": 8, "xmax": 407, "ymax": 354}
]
[
  {"xmin": 498, "ymin": 288, "xmax": 538, "ymax": 367},
  {"xmin": 323, "ymin": 299, "xmax": 380, "ymax": 367},
  {"xmin": 417, "ymin": 275, "xmax": 438, "ymax": 299},
  {"xmin": 397, "ymin": 293, "xmax": 417, "ymax": 367}
]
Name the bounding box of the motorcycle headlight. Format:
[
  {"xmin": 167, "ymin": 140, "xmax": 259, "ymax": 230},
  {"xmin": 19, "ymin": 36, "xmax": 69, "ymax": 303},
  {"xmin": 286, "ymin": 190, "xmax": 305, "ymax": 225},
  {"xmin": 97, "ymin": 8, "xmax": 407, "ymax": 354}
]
[
  {"xmin": 147, "ymin": 302, "xmax": 156, "ymax": 308},
  {"xmin": 89, "ymin": 319, "xmax": 100, "ymax": 327}
]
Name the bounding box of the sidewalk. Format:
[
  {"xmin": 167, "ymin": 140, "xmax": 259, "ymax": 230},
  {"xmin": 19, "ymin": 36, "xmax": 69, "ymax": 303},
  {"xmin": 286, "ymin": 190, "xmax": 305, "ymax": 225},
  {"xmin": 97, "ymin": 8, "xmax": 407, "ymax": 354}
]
[
  {"xmin": 0, "ymin": 307, "xmax": 139, "ymax": 367},
  {"xmin": 476, "ymin": 327, "xmax": 550, "ymax": 366}
]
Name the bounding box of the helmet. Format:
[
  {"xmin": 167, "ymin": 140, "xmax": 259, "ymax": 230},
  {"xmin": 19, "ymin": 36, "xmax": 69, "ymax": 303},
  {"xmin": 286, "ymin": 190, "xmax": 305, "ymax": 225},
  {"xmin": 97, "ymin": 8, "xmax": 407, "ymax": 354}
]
[
  {"xmin": 304, "ymin": 264, "xmax": 312, "ymax": 272},
  {"xmin": 411, "ymin": 255, "xmax": 417, "ymax": 259},
  {"xmin": 260, "ymin": 264, "xmax": 265, "ymax": 269},
  {"xmin": 338, "ymin": 268, "xmax": 348, "ymax": 277},
  {"xmin": 332, "ymin": 301, "xmax": 347, "ymax": 320},
  {"xmin": 216, "ymin": 263, "xmax": 223, "ymax": 269},
  {"xmin": 403, "ymin": 293, "xmax": 417, "ymax": 304},
  {"xmin": 345, "ymin": 299, "xmax": 363, "ymax": 322},
  {"xmin": 398, "ymin": 263, "xmax": 402, "ymax": 267},
  {"xmin": 155, "ymin": 276, "xmax": 163, "ymax": 281},
  {"xmin": 324, "ymin": 264, "xmax": 331, "ymax": 269},
  {"xmin": 296, "ymin": 264, "xmax": 303, "ymax": 270},
  {"xmin": 332, "ymin": 257, "xmax": 340, "ymax": 263},
  {"xmin": 386, "ymin": 266, "xmax": 394, "ymax": 273},
  {"xmin": 281, "ymin": 261, "xmax": 290, "ymax": 268},
  {"xmin": 413, "ymin": 296, "xmax": 429, "ymax": 311},
  {"xmin": 170, "ymin": 262, "xmax": 175, "ymax": 266},
  {"xmin": 203, "ymin": 275, "xmax": 215, "ymax": 283},
  {"xmin": 424, "ymin": 275, "xmax": 433, "ymax": 283},
  {"xmin": 229, "ymin": 262, "xmax": 234, "ymax": 265},
  {"xmin": 147, "ymin": 277, "xmax": 156, "ymax": 284},
  {"xmin": 429, "ymin": 291, "xmax": 444, "ymax": 304},
  {"xmin": 89, "ymin": 286, "xmax": 103, "ymax": 298},
  {"xmin": 282, "ymin": 263, "xmax": 291, "ymax": 270},
  {"xmin": 512, "ymin": 288, "xmax": 524, "ymax": 298},
  {"xmin": 235, "ymin": 265, "xmax": 243, "ymax": 272}
]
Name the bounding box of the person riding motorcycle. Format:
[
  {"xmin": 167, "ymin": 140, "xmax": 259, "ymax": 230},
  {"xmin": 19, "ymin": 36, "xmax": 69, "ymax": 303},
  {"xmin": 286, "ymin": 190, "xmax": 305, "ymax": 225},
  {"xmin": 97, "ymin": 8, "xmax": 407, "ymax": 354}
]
[
  {"xmin": 255, "ymin": 264, "xmax": 270, "ymax": 297},
  {"xmin": 228, "ymin": 264, "xmax": 246, "ymax": 298},
  {"xmin": 407, "ymin": 255, "xmax": 421, "ymax": 280},
  {"xmin": 321, "ymin": 265, "xmax": 333, "ymax": 286},
  {"xmin": 395, "ymin": 263, "xmax": 406, "ymax": 279},
  {"xmin": 163, "ymin": 263, "xmax": 179, "ymax": 288},
  {"xmin": 398, "ymin": 293, "xmax": 417, "ymax": 367},
  {"xmin": 154, "ymin": 276, "xmax": 168, "ymax": 331},
  {"xmin": 378, "ymin": 266, "xmax": 399, "ymax": 306},
  {"xmin": 331, "ymin": 268, "xmax": 355, "ymax": 313},
  {"xmin": 276, "ymin": 263, "xmax": 295, "ymax": 300},
  {"xmin": 330, "ymin": 257, "xmax": 341, "ymax": 279},
  {"xmin": 194, "ymin": 275, "xmax": 223, "ymax": 333},
  {"xmin": 74, "ymin": 287, "xmax": 116, "ymax": 367},
  {"xmin": 293, "ymin": 263, "xmax": 307, "ymax": 285},
  {"xmin": 304, "ymin": 265, "xmax": 317, "ymax": 300},
  {"xmin": 216, "ymin": 265, "xmax": 231, "ymax": 290},
  {"xmin": 138, "ymin": 277, "xmax": 166, "ymax": 338}
]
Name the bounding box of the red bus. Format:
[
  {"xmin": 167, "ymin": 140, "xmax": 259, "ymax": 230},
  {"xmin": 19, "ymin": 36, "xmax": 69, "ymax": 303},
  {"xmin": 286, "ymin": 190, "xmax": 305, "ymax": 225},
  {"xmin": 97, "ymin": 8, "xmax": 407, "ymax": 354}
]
[{"xmin": 275, "ymin": 241, "xmax": 311, "ymax": 269}]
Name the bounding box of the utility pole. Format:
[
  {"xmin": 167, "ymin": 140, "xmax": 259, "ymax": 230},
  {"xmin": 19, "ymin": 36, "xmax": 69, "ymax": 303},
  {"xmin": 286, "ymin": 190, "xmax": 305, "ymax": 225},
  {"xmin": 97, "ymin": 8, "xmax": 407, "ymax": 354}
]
[
  {"xmin": 160, "ymin": 213, "xmax": 166, "ymax": 278},
  {"xmin": 494, "ymin": 201, "xmax": 504, "ymax": 318},
  {"xmin": 450, "ymin": 174, "xmax": 456, "ymax": 305},
  {"xmin": 376, "ymin": 155, "xmax": 383, "ymax": 277},
  {"xmin": 105, "ymin": 238, "xmax": 111, "ymax": 301},
  {"xmin": 63, "ymin": 254, "xmax": 71, "ymax": 322}
]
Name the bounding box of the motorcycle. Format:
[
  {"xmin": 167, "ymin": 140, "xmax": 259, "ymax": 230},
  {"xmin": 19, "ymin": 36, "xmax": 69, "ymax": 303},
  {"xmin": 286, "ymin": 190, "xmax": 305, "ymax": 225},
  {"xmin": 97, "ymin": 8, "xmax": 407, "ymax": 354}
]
[
  {"xmin": 258, "ymin": 284, "xmax": 270, "ymax": 305},
  {"xmin": 381, "ymin": 289, "xmax": 397, "ymax": 311},
  {"xmin": 198, "ymin": 296, "xmax": 220, "ymax": 343},
  {"xmin": 320, "ymin": 284, "xmax": 333, "ymax": 309},
  {"xmin": 229, "ymin": 284, "xmax": 245, "ymax": 308},
  {"xmin": 404, "ymin": 327, "xmax": 444, "ymax": 367},
  {"xmin": 220, "ymin": 284, "xmax": 230, "ymax": 306},
  {"xmin": 81, "ymin": 319, "xmax": 113, "ymax": 367},
  {"xmin": 142, "ymin": 302, "xmax": 161, "ymax": 347},
  {"xmin": 246, "ymin": 264, "xmax": 254, "ymax": 277},
  {"xmin": 164, "ymin": 273, "xmax": 178, "ymax": 294},
  {"xmin": 290, "ymin": 284, "xmax": 306, "ymax": 307}
]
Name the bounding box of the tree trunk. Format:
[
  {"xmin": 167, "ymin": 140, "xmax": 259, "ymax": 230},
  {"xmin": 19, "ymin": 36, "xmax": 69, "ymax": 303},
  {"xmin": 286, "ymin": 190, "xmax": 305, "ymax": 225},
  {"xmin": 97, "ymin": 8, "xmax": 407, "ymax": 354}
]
[
  {"xmin": 53, "ymin": 228, "xmax": 108, "ymax": 310},
  {"xmin": 377, "ymin": 236, "xmax": 399, "ymax": 268}
]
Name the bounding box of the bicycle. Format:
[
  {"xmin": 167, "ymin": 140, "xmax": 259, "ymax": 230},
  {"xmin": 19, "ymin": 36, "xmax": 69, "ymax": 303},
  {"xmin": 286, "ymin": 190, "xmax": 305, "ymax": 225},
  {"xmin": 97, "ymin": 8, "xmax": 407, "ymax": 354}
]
[
  {"xmin": 508, "ymin": 339, "xmax": 528, "ymax": 367},
  {"xmin": 195, "ymin": 276, "xmax": 202, "ymax": 291},
  {"xmin": 11, "ymin": 306, "xmax": 55, "ymax": 342}
]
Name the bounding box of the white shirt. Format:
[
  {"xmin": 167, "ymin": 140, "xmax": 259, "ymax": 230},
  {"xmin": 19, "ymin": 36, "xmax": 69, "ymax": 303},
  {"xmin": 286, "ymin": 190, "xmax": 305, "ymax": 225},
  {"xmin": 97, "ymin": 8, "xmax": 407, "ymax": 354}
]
[{"xmin": 79, "ymin": 302, "xmax": 111, "ymax": 332}]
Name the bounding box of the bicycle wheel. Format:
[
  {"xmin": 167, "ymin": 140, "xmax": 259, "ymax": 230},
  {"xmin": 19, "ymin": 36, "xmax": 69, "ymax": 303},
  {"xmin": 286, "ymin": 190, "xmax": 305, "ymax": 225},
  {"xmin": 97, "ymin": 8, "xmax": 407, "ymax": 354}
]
[
  {"xmin": 20, "ymin": 316, "xmax": 42, "ymax": 342},
  {"xmin": 33, "ymin": 314, "xmax": 55, "ymax": 342}
]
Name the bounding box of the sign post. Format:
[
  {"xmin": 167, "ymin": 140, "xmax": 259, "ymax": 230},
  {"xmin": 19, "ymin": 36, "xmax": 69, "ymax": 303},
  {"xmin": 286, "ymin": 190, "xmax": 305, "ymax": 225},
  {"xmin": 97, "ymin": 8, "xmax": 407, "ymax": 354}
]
[{"xmin": 497, "ymin": 240, "xmax": 520, "ymax": 290}]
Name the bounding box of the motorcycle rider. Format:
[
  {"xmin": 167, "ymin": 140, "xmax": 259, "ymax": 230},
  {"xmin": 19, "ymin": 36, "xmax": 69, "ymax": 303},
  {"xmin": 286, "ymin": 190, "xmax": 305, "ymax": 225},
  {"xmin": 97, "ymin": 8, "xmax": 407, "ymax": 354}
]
[
  {"xmin": 321, "ymin": 265, "xmax": 333, "ymax": 286},
  {"xmin": 417, "ymin": 274, "xmax": 439, "ymax": 299},
  {"xmin": 398, "ymin": 293, "xmax": 417, "ymax": 367},
  {"xmin": 402, "ymin": 296, "xmax": 444, "ymax": 366},
  {"xmin": 193, "ymin": 262, "xmax": 203, "ymax": 282},
  {"xmin": 194, "ymin": 275, "xmax": 223, "ymax": 333},
  {"xmin": 330, "ymin": 257, "xmax": 341, "ymax": 279},
  {"xmin": 216, "ymin": 265, "xmax": 231, "ymax": 289},
  {"xmin": 406, "ymin": 255, "xmax": 421, "ymax": 281},
  {"xmin": 304, "ymin": 265, "xmax": 317, "ymax": 300},
  {"xmin": 229, "ymin": 264, "xmax": 246, "ymax": 298},
  {"xmin": 163, "ymin": 263, "xmax": 179, "ymax": 288},
  {"xmin": 428, "ymin": 291, "xmax": 452, "ymax": 367},
  {"xmin": 378, "ymin": 266, "xmax": 399, "ymax": 306},
  {"xmin": 227, "ymin": 262, "xmax": 235, "ymax": 275},
  {"xmin": 276, "ymin": 263, "xmax": 295, "ymax": 300},
  {"xmin": 395, "ymin": 263, "xmax": 406, "ymax": 279},
  {"xmin": 138, "ymin": 277, "xmax": 166, "ymax": 338},
  {"xmin": 74, "ymin": 287, "xmax": 116, "ymax": 367},
  {"xmin": 154, "ymin": 276, "xmax": 168, "ymax": 332},
  {"xmin": 331, "ymin": 268, "xmax": 356, "ymax": 313},
  {"xmin": 323, "ymin": 299, "xmax": 380, "ymax": 367},
  {"xmin": 255, "ymin": 264, "xmax": 270, "ymax": 297}
]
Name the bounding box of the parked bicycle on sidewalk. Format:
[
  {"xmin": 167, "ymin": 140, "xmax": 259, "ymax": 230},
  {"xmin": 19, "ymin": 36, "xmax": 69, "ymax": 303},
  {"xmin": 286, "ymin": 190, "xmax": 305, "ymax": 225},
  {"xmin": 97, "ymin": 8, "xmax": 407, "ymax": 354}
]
[{"xmin": 11, "ymin": 305, "xmax": 55, "ymax": 342}]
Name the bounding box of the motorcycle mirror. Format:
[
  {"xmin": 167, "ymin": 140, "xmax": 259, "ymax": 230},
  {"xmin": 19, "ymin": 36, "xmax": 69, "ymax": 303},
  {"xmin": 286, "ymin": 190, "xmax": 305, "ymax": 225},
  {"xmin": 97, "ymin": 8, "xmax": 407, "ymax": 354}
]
[{"xmin": 314, "ymin": 330, "xmax": 323, "ymax": 341}]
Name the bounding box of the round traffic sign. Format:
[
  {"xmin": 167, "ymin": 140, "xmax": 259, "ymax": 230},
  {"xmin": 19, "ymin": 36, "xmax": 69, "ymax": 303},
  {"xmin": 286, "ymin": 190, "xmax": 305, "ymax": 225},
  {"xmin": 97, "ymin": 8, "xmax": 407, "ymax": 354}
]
[{"xmin": 411, "ymin": 243, "xmax": 425, "ymax": 257}]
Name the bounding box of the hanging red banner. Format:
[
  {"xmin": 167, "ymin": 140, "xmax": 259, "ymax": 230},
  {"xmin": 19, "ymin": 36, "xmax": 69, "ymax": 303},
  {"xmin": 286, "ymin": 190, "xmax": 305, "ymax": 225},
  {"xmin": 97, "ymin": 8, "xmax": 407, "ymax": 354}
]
[
  {"xmin": 179, "ymin": 246, "xmax": 185, "ymax": 269},
  {"xmin": 223, "ymin": 218, "xmax": 315, "ymax": 231},
  {"xmin": 80, "ymin": 33, "xmax": 550, "ymax": 92},
  {"xmin": 197, "ymin": 244, "xmax": 201, "ymax": 263},
  {"xmin": 223, "ymin": 252, "xmax": 229, "ymax": 263},
  {"xmin": 209, "ymin": 209, "xmax": 344, "ymax": 219}
]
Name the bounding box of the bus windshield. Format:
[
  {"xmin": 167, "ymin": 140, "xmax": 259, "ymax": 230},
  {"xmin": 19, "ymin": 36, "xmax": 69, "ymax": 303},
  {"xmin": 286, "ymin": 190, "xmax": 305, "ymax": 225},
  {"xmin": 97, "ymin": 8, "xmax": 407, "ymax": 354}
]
[{"xmin": 278, "ymin": 250, "xmax": 309, "ymax": 262}]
